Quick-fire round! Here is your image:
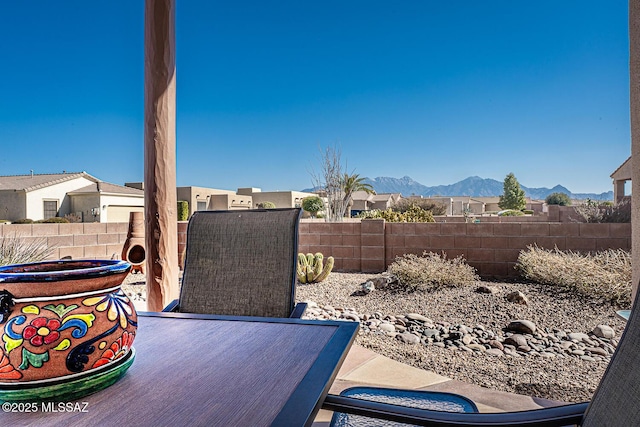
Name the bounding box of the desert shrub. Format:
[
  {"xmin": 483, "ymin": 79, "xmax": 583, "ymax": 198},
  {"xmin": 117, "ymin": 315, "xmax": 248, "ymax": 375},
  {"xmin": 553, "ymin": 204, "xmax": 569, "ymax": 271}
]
[
  {"xmin": 12, "ymin": 219, "xmax": 34, "ymax": 224},
  {"xmin": 545, "ymin": 192, "xmax": 571, "ymax": 206},
  {"xmin": 177, "ymin": 200, "xmax": 189, "ymax": 220},
  {"xmin": 257, "ymin": 201, "xmax": 276, "ymax": 209},
  {"xmin": 522, "ymin": 209, "xmax": 534, "ymax": 215},
  {"xmin": 387, "ymin": 251, "xmax": 479, "ymax": 292},
  {"xmin": 64, "ymin": 213, "xmax": 82, "ymax": 223},
  {"xmin": 357, "ymin": 205, "xmax": 435, "ymax": 222},
  {"xmin": 0, "ymin": 234, "xmax": 53, "ymax": 266},
  {"xmin": 516, "ymin": 245, "xmax": 631, "ymax": 305},
  {"xmin": 573, "ymin": 199, "xmax": 630, "ymax": 223},
  {"xmin": 498, "ymin": 209, "xmax": 524, "ymax": 216},
  {"xmin": 302, "ymin": 196, "xmax": 324, "ymax": 217},
  {"xmin": 37, "ymin": 217, "xmax": 69, "ymax": 223},
  {"xmin": 392, "ymin": 199, "xmax": 447, "ymax": 216}
]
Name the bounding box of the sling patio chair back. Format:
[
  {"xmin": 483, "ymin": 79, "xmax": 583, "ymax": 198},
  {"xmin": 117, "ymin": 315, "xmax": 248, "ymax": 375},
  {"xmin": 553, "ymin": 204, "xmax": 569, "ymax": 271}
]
[
  {"xmin": 324, "ymin": 287, "xmax": 640, "ymax": 426},
  {"xmin": 163, "ymin": 208, "xmax": 306, "ymax": 318}
]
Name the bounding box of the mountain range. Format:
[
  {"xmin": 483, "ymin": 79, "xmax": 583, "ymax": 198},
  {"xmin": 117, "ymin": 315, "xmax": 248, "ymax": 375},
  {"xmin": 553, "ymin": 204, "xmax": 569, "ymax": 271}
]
[{"xmin": 354, "ymin": 176, "xmax": 614, "ymax": 200}]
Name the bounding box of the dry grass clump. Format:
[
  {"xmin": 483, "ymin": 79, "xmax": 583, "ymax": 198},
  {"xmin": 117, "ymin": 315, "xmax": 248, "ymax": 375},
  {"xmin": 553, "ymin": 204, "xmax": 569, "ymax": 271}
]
[
  {"xmin": 0, "ymin": 235, "xmax": 52, "ymax": 266},
  {"xmin": 516, "ymin": 245, "xmax": 631, "ymax": 306},
  {"xmin": 387, "ymin": 251, "xmax": 479, "ymax": 292}
]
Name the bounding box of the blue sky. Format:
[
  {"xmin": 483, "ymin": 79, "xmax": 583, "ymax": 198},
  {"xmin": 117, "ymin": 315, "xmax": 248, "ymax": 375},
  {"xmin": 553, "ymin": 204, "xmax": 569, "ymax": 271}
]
[{"xmin": 0, "ymin": 1, "xmax": 630, "ymax": 194}]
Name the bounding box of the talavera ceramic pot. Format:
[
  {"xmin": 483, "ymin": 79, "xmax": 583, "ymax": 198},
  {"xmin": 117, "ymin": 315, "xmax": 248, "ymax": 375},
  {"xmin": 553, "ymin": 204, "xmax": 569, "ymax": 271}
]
[{"xmin": 0, "ymin": 260, "xmax": 136, "ymax": 401}]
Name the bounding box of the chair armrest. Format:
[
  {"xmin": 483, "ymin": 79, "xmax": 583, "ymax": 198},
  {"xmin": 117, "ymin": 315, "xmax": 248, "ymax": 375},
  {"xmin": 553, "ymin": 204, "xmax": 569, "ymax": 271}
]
[
  {"xmin": 290, "ymin": 302, "xmax": 308, "ymax": 318},
  {"xmin": 162, "ymin": 299, "xmax": 180, "ymax": 313},
  {"xmin": 323, "ymin": 394, "xmax": 588, "ymax": 427}
]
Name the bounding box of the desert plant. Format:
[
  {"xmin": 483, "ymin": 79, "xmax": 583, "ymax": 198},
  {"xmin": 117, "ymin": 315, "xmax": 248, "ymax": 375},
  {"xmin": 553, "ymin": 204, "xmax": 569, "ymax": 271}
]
[
  {"xmin": 36, "ymin": 217, "xmax": 70, "ymax": 223},
  {"xmin": 545, "ymin": 192, "xmax": 571, "ymax": 206},
  {"xmin": 302, "ymin": 196, "xmax": 324, "ymax": 218},
  {"xmin": 0, "ymin": 234, "xmax": 53, "ymax": 266},
  {"xmin": 177, "ymin": 200, "xmax": 189, "ymax": 220},
  {"xmin": 387, "ymin": 251, "xmax": 479, "ymax": 292},
  {"xmin": 12, "ymin": 219, "xmax": 34, "ymax": 224},
  {"xmin": 573, "ymin": 198, "xmax": 630, "ymax": 223},
  {"xmin": 257, "ymin": 201, "xmax": 276, "ymax": 209},
  {"xmin": 516, "ymin": 245, "xmax": 631, "ymax": 305},
  {"xmin": 498, "ymin": 209, "xmax": 525, "ymax": 216},
  {"xmin": 499, "ymin": 172, "xmax": 526, "ymax": 211},
  {"xmin": 357, "ymin": 205, "xmax": 435, "ymax": 222},
  {"xmin": 64, "ymin": 213, "xmax": 82, "ymax": 223},
  {"xmin": 392, "ymin": 198, "xmax": 446, "ymax": 216},
  {"xmin": 297, "ymin": 252, "xmax": 334, "ymax": 283}
]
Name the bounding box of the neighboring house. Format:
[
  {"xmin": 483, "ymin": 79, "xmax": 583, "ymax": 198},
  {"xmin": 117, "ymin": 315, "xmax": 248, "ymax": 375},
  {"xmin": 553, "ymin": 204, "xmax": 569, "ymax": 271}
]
[
  {"xmin": 350, "ymin": 191, "xmax": 402, "ymax": 213},
  {"xmin": 132, "ymin": 185, "xmax": 317, "ymax": 218},
  {"xmin": 611, "ymin": 156, "xmax": 631, "ymax": 202},
  {"xmin": 474, "ymin": 196, "xmax": 545, "ymax": 214},
  {"xmin": 0, "ymin": 172, "xmax": 144, "ymax": 223},
  {"xmin": 176, "ymin": 186, "xmax": 252, "ymax": 215},
  {"xmin": 67, "ymin": 181, "xmax": 144, "ymax": 222},
  {"xmin": 236, "ymin": 188, "xmax": 318, "ymax": 209}
]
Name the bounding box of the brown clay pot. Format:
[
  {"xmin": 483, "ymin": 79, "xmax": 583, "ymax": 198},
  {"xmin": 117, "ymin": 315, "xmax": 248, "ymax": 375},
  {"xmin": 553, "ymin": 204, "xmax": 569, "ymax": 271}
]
[{"xmin": 0, "ymin": 260, "xmax": 136, "ymax": 385}]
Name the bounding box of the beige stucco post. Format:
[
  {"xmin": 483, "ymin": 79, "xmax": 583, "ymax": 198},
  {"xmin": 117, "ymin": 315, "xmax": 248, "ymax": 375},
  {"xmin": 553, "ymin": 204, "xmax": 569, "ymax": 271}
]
[
  {"xmin": 631, "ymin": 0, "xmax": 640, "ymax": 301},
  {"xmin": 143, "ymin": 0, "xmax": 179, "ymax": 311}
]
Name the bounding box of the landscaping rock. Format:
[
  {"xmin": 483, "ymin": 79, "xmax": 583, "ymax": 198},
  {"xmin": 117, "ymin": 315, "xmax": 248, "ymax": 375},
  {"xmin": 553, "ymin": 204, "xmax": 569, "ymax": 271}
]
[
  {"xmin": 506, "ymin": 291, "xmax": 529, "ymax": 305},
  {"xmin": 507, "ymin": 320, "xmax": 537, "ymax": 334},
  {"xmin": 592, "ymin": 324, "xmax": 615, "ymax": 339}
]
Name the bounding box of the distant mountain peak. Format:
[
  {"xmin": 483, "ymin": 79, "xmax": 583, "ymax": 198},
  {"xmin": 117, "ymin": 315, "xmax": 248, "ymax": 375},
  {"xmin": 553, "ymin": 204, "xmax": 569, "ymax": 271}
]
[{"xmin": 360, "ymin": 176, "xmax": 612, "ymax": 200}]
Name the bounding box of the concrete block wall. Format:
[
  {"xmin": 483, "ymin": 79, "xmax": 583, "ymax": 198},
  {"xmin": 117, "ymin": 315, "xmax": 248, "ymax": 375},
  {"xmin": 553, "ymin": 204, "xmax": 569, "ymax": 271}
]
[
  {"xmin": 301, "ymin": 220, "xmax": 631, "ymax": 279},
  {"xmin": 2, "ymin": 219, "xmax": 631, "ymax": 280},
  {"xmin": 0, "ymin": 222, "xmax": 129, "ymax": 260}
]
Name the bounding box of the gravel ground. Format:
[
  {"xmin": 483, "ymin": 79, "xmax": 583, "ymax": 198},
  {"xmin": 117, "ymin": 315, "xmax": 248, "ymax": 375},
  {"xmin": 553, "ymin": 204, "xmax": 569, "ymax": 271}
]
[
  {"xmin": 296, "ymin": 273, "xmax": 628, "ymax": 403},
  {"xmin": 122, "ymin": 272, "xmax": 628, "ymax": 403}
]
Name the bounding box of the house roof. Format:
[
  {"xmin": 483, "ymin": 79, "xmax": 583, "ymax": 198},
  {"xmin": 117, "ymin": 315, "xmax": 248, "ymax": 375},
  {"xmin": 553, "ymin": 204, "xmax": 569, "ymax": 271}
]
[
  {"xmin": 69, "ymin": 182, "xmax": 144, "ymax": 196},
  {"xmin": 0, "ymin": 172, "xmax": 99, "ymax": 192},
  {"xmin": 611, "ymin": 156, "xmax": 632, "ymax": 180}
]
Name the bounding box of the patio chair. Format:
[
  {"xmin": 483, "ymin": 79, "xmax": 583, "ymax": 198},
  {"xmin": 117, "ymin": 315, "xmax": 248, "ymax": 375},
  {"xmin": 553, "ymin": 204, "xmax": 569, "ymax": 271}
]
[
  {"xmin": 163, "ymin": 208, "xmax": 307, "ymax": 318},
  {"xmin": 323, "ymin": 287, "xmax": 640, "ymax": 426}
]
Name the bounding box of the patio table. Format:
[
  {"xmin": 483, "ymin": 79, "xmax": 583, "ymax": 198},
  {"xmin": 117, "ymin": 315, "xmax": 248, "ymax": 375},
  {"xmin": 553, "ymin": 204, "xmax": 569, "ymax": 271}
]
[{"xmin": 1, "ymin": 311, "xmax": 359, "ymax": 427}]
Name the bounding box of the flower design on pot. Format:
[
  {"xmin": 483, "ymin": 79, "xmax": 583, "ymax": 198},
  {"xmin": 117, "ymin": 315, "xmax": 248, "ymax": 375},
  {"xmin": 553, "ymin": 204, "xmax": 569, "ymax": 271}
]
[
  {"xmin": 22, "ymin": 317, "xmax": 62, "ymax": 347},
  {"xmin": 93, "ymin": 331, "xmax": 135, "ymax": 369},
  {"xmin": 82, "ymin": 290, "xmax": 135, "ymax": 329}
]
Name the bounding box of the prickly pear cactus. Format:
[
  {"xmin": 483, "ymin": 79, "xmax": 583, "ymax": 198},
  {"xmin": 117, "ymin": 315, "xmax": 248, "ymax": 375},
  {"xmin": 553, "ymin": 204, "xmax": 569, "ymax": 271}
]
[{"xmin": 297, "ymin": 252, "xmax": 334, "ymax": 283}]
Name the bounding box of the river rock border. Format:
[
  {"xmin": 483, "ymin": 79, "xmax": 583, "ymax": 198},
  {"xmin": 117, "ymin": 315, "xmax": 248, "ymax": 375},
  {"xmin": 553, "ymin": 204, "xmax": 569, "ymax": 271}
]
[{"xmin": 302, "ymin": 302, "xmax": 618, "ymax": 362}]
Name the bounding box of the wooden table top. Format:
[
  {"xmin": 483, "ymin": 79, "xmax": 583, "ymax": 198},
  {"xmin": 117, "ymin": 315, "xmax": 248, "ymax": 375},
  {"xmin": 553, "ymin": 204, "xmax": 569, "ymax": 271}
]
[{"xmin": 1, "ymin": 311, "xmax": 359, "ymax": 427}]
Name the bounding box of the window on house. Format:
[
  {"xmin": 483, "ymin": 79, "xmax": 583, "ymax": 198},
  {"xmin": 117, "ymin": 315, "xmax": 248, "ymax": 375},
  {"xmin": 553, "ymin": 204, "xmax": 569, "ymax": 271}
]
[
  {"xmin": 43, "ymin": 200, "xmax": 58, "ymax": 219},
  {"xmin": 197, "ymin": 201, "xmax": 207, "ymax": 211}
]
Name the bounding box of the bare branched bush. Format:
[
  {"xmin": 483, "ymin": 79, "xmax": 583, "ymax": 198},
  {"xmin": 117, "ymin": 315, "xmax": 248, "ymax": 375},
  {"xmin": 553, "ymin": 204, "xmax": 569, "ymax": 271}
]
[
  {"xmin": 387, "ymin": 251, "xmax": 479, "ymax": 292},
  {"xmin": 572, "ymin": 199, "xmax": 630, "ymax": 223},
  {"xmin": 0, "ymin": 234, "xmax": 53, "ymax": 266},
  {"xmin": 516, "ymin": 245, "xmax": 631, "ymax": 306},
  {"xmin": 309, "ymin": 145, "xmax": 347, "ymax": 222}
]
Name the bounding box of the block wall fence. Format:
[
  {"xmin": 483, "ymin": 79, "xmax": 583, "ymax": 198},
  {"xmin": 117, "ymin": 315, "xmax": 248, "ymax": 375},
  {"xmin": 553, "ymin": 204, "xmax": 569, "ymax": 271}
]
[{"xmin": 0, "ymin": 219, "xmax": 631, "ymax": 280}]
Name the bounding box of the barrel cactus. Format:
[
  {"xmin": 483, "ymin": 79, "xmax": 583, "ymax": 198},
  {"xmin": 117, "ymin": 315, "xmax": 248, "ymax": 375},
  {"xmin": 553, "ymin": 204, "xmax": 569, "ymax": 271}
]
[{"xmin": 297, "ymin": 252, "xmax": 334, "ymax": 283}]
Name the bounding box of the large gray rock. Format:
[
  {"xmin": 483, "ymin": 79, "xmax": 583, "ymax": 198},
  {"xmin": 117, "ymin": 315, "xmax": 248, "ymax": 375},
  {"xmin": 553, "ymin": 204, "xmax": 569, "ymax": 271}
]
[
  {"xmin": 507, "ymin": 320, "xmax": 536, "ymax": 334},
  {"xmin": 592, "ymin": 324, "xmax": 615, "ymax": 339},
  {"xmin": 506, "ymin": 291, "xmax": 529, "ymax": 305},
  {"xmin": 396, "ymin": 332, "xmax": 421, "ymax": 344}
]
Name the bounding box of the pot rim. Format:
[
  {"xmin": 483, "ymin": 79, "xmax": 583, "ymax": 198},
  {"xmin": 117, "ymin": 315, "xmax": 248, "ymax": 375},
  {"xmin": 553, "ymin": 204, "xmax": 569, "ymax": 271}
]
[{"xmin": 0, "ymin": 260, "xmax": 131, "ymax": 283}]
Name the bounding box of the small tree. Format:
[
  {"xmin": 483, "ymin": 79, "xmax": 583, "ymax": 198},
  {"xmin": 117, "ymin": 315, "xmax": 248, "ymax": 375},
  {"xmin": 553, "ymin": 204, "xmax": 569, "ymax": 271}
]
[
  {"xmin": 498, "ymin": 172, "xmax": 526, "ymax": 211},
  {"xmin": 177, "ymin": 200, "xmax": 189, "ymax": 220},
  {"xmin": 545, "ymin": 192, "xmax": 571, "ymax": 206},
  {"xmin": 302, "ymin": 196, "xmax": 324, "ymax": 218},
  {"xmin": 342, "ymin": 173, "xmax": 375, "ymax": 217}
]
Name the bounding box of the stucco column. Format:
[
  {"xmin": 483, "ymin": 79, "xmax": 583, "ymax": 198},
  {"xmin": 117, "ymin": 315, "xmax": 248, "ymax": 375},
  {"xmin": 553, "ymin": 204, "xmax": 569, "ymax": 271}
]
[{"xmin": 144, "ymin": 0, "xmax": 179, "ymax": 311}]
